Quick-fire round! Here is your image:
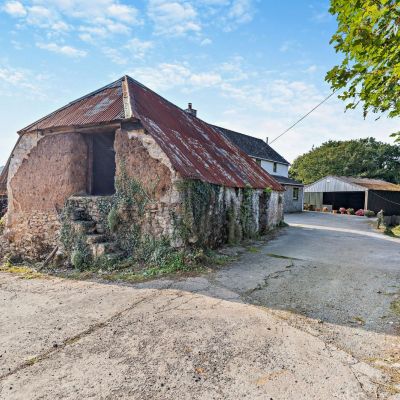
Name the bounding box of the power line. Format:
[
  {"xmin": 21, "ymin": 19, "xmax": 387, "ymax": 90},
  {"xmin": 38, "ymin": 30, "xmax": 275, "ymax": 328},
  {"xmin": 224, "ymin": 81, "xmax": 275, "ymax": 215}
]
[{"xmin": 269, "ymin": 91, "xmax": 337, "ymax": 144}]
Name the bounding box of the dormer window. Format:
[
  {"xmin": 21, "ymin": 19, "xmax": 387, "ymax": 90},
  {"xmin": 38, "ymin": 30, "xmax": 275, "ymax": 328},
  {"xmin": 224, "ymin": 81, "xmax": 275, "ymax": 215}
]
[{"xmin": 273, "ymin": 162, "xmax": 277, "ymax": 173}]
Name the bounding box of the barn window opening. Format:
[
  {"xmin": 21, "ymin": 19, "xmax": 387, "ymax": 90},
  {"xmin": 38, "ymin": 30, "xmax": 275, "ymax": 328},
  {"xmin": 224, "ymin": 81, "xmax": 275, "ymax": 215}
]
[
  {"xmin": 273, "ymin": 162, "xmax": 277, "ymax": 173},
  {"xmin": 293, "ymin": 187, "xmax": 299, "ymax": 201}
]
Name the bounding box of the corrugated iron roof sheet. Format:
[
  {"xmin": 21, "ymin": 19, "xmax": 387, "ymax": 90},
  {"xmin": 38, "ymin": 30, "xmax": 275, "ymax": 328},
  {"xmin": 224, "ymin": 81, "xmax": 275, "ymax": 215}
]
[
  {"xmin": 19, "ymin": 80, "xmax": 124, "ymax": 133},
  {"xmin": 126, "ymin": 77, "xmax": 283, "ymax": 190},
  {"xmin": 17, "ymin": 76, "xmax": 283, "ymax": 191},
  {"xmin": 338, "ymin": 177, "xmax": 400, "ymax": 192}
]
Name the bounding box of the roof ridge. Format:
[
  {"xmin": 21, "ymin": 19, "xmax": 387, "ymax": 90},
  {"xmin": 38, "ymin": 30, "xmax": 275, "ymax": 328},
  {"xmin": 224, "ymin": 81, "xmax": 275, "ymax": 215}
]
[{"xmin": 19, "ymin": 77, "xmax": 124, "ymax": 134}]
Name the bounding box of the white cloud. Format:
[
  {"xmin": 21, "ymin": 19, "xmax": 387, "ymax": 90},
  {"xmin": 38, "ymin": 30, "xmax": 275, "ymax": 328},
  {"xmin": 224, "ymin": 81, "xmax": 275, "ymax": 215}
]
[
  {"xmin": 107, "ymin": 3, "xmax": 138, "ymax": 22},
  {"xmin": 2, "ymin": 0, "xmax": 26, "ymax": 17},
  {"xmin": 0, "ymin": 64, "xmax": 42, "ymax": 92},
  {"xmin": 279, "ymin": 40, "xmax": 299, "ymax": 53},
  {"xmin": 3, "ymin": 0, "xmax": 141, "ymax": 39},
  {"xmin": 0, "ymin": 67, "xmax": 28, "ymax": 85},
  {"xmin": 103, "ymin": 37, "xmax": 153, "ymax": 64},
  {"xmin": 148, "ymin": 0, "xmax": 201, "ymax": 36},
  {"xmin": 200, "ymin": 38, "xmax": 212, "ymax": 46},
  {"xmin": 304, "ymin": 65, "xmax": 317, "ymax": 74},
  {"xmin": 227, "ymin": 0, "xmax": 253, "ymax": 25},
  {"xmin": 36, "ymin": 42, "xmax": 87, "ymax": 57}
]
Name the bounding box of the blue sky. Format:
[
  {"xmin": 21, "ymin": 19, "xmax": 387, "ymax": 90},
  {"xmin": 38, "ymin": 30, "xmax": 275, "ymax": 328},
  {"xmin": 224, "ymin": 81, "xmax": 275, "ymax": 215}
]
[{"xmin": 0, "ymin": 0, "xmax": 398, "ymax": 166}]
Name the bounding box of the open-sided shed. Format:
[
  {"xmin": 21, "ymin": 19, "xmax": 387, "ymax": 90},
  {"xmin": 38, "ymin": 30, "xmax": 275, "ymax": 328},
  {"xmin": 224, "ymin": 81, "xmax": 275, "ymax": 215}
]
[{"xmin": 304, "ymin": 176, "xmax": 400, "ymax": 215}]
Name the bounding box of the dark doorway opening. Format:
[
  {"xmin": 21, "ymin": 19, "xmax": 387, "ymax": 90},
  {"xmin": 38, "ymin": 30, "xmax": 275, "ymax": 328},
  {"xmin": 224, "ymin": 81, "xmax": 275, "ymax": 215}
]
[
  {"xmin": 323, "ymin": 191, "xmax": 365, "ymax": 210},
  {"xmin": 88, "ymin": 132, "xmax": 116, "ymax": 196}
]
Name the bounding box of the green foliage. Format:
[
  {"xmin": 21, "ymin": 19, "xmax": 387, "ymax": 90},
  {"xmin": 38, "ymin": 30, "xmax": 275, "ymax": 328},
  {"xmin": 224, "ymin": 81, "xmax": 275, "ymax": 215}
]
[
  {"xmin": 364, "ymin": 210, "xmax": 376, "ymax": 218},
  {"xmin": 263, "ymin": 187, "xmax": 272, "ymax": 196},
  {"xmin": 240, "ymin": 187, "xmax": 255, "ymax": 238},
  {"xmin": 326, "ymin": 0, "xmax": 400, "ymax": 139},
  {"xmin": 0, "ymin": 216, "xmax": 5, "ymax": 235},
  {"xmin": 346, "ymin": 208, "xmax": 355, "ymax": 215},
  {"xmin": 107, "ymin": 206, "xmax": 119, "ymax": 233},
  {"xmin": 115, "ymin": 160, "xmax": 148, "ymax": 213},
  {"xmin": 289, "ymin": 138, "xmax": 400, "ymax": 184},
  {"xmin": 177, "ymin": 179, "xmax": 219, "ymax": 246},
  {"xmin": 59, "ymin": 202, "xmax": 76, "ymax": 253},
  {"xmin": 70, "ymin": 234, "xmax": 91, "ymax": 271}
]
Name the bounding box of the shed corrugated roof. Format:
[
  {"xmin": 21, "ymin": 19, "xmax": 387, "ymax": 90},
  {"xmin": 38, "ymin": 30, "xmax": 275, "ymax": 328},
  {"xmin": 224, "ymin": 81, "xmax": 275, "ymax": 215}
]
[
  {"xmin": 17, "ymin": 76, "xmax": 283, "ymax": 191},
  {"xmin": 338, "ymin": 177, "xmax": 400, "ymax": 192},
  {"xmin": 212, "ymin": 126, "xmax": 290, "ymax": 165}
]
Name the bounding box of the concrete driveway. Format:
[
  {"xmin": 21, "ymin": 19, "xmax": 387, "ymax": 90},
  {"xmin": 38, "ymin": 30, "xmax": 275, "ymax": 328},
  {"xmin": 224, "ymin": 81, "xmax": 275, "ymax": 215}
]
[{"xmin": 1, "ymin": 212, "xmax": 399, "ymax": 399}]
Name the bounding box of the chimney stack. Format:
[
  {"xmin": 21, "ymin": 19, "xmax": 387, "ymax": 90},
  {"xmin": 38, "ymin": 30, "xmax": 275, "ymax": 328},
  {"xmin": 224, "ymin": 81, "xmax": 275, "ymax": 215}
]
[
  {"xmin": 185, "ymin": 102, "xmax": 197, "ymax": 117},
  {"xmin": 266, "ymin": 137, "xmax": 269, "ymax": 144}
]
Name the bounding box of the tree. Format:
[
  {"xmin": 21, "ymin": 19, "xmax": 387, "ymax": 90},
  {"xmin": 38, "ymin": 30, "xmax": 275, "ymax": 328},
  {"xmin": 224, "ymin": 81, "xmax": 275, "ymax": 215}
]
[
  {"xmin": 289, "ymin": 138, "xmax": 400, "ymax": 184},
  {"xmin": 326, "ymin": 0, "xmax": 400, "ymax": 140}
]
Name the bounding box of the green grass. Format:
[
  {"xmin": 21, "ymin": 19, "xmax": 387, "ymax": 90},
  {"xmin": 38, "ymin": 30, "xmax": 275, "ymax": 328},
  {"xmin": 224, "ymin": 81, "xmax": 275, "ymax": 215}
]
[
  {"xmin": 0, "ymin": 263, "xmax": 45, "ymax": 279},
  {"xmin": 390, "ymin": 300, "xmax": 400, "ymax": 315},
  {"xmin": 247, "ymin": 246, "xmax": 260, "ymax": 253},
  {"xmin": 384, "ymin": 225, "xmax": 400, "ymax": 238}
]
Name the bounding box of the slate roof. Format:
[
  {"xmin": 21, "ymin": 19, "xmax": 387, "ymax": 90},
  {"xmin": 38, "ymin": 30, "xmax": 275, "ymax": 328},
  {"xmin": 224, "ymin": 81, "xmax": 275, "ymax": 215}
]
[
  {"xmin": 273, "ymin": 175, "xmax": 303, "ymax": 186},
  {"xmin": 212, "ymin": 126, "xmax": 290, "ymax": 165},
  {"xmin": 15, "ymin": 76, "xmax": 283, "ymax": 191},
  {"xmin": 338, "ymin": 177, "xmax": 400, "ymax": 192}
]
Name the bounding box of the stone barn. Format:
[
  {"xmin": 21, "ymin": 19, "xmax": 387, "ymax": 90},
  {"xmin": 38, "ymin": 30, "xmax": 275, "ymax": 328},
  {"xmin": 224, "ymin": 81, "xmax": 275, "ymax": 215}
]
[{"xmin": 0, "ymin": 76, "xmax": 284, "ymax": 263}]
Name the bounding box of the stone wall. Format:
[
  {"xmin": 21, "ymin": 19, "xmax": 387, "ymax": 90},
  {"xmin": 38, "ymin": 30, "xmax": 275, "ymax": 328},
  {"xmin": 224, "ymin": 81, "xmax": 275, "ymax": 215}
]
[
  {"xmin": 1, "ymin": 126, "xmax": 285, "ymax": 262},
  {"xmin": 283, "ymin": 186, "xmax": 304, "ymax": 213},
  {"xmin": 267, "ymin": 191, "xmax": 284, "ymax": 227},
  {"xmin": 114, "ymin": 127, "xmax": 181, "ymax": 240},
  {"xmin": 3, "ymin": 132, "xmax": 88, "ymax": 260},
  {"xmin": 174, "ymin": 183, "xmax": 283, "ymax": 249}
]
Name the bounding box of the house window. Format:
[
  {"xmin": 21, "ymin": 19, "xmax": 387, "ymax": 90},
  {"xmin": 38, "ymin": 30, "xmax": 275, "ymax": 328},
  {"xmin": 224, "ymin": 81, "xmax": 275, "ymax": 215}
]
[
  {"xmin": 273, "ymin": 162, "xmax": 277, "ymax": 173},
  {"xmin": 293, "ymin": 187, "xmax": 299, "ymax": 201},
  {"xmin": 255, "ymin": 158, "xmax": 261, "ymax": 166}
]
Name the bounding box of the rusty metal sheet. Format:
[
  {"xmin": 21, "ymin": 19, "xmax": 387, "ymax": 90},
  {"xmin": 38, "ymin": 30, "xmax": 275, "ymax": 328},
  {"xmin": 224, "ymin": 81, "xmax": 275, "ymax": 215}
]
[
  {"xmin": 339, "ymin": 177, "xmax": 400, "ymax": 192},
  {"xmin": 127, "ymin": 77, "xmax": 283, "ymax": 190},
  {"xmin": 19, "ymin": 80, "xmax": 124, "ymax": 133}
]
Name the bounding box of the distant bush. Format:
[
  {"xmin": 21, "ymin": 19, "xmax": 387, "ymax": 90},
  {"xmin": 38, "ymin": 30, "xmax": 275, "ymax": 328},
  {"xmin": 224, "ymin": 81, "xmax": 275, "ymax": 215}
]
[
  {"xmin": 364, "ymin": 210, "xmax": 375, "ymax": 218},
  {"xmin": 347, "ymin": 208, "xmax": 355, "ymax": 215},
  {"xmin": 339, "ymin": 207, "xmax": 346, "ymax": 214},
  {"xmin": 355, "ymin": 209, "xmax": 364, "ymax": 216}
]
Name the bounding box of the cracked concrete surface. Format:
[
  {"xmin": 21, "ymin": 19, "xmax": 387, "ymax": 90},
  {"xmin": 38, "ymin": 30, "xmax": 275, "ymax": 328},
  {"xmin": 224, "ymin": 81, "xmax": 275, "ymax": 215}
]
[{"xmin": 1, "ymin": 212, "xmax": 399, "ymax": 399}]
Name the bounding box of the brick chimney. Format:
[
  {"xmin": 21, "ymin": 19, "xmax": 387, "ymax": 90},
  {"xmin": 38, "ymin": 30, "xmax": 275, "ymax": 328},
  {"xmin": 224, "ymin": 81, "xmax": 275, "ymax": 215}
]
[{"xmin": 185, "ymin": 102, "xmax": 197, "ymax": 117}]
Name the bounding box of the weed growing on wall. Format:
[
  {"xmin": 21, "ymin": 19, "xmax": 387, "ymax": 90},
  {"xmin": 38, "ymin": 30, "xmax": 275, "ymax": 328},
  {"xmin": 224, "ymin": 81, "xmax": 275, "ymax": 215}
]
[
  {"xmin": 240, "ymin": 186, "xmax": 255, "ymax": 238},
  {"xmin": 176, "ymin": 179, "xmax": 220, "ymax": 246}
]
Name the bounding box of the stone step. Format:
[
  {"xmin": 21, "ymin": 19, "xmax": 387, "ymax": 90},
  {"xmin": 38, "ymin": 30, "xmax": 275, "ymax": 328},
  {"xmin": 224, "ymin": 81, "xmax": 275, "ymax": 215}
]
[
  {"xmin": 86, "ymin": 234, "xmax": 107, "ymax": 245},
  {"xmin": 70, "ymin": 207, "xmax": 87, "ymax": 221},
  {"xmin": 71, "ymin": 220, "xmax": 96, "ymax": 234},
  {"xmin": 90, "ymin": 242, "xmax": 117, "ymax": 258}
]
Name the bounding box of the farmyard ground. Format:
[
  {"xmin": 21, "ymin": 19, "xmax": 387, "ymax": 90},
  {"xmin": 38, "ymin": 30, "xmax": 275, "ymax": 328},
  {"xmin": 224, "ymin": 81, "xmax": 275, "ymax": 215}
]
[{"xmin": 1, "ymin": 212, "xmax": 399, "ymax": 399}]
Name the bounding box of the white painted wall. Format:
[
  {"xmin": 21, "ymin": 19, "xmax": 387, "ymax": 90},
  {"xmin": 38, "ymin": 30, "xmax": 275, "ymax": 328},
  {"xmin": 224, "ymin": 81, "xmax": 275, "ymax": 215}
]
[{"xmin": 259, "ymin": 160, "xmax": 289, "ymax": 177}]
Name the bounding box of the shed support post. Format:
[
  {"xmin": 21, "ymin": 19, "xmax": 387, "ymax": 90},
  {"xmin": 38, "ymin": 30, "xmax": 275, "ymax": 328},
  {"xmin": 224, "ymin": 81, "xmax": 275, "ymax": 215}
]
[{"xmin": 364, "ymin": 190, "xmax": 368, "ymax": 210}]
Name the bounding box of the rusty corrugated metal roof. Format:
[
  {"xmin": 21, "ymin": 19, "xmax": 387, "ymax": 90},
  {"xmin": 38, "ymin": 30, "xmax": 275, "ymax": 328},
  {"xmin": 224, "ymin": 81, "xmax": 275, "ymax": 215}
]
[
  {"xmin": 19, "ymin": 80, "xmax": 124, "ymax": 133},
  {"xmin": 339, "ymin": 177, "xmax": 400, "ymax": 192},
  {"xmin": 17, "ymin": 76, "xmax": 283, "ymax": 190}
]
